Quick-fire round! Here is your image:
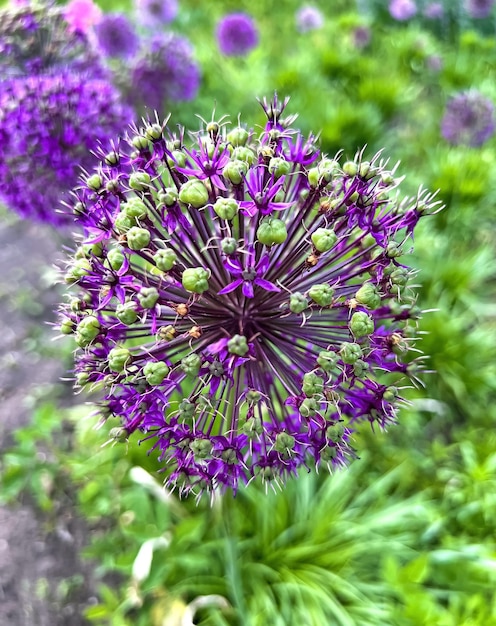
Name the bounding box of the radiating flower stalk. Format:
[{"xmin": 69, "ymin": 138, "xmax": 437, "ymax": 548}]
[{"xmin": 60, "ymin": 96, "xmax": 441, "ymax": 498}]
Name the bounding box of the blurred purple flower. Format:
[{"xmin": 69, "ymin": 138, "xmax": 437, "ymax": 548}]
[
  {"xmin": 423, "ymin": 2, "xmax": 444, "ymax": 18},
  {"xmin": 353, "ymin": 25, "xmax": 371, "ymax": 49},
  {"xmin": 216, "ymin": 13, "xmax": 258, "ymax": 56},
  {"xmin": 388, "ymin": 0, "xmax": 417, "ymax": 20},
  {"xmin": 135, "ymin": 0, "xmax": 178, "ymax": 26},
  {"xmin": 465, "ymin": 0, "xmax": 495, "ymax": 18},
  {"xmin": 295, "ymin": 5, "xmax": 324, "ymax": 32},
  {"xmin": 441, "ymin": 90, "xmax": 495, "ymax": 147},
  {"xmin": 95, "ymin": 13, "xmax": 139, "ymax": 59},
  {"xmin": 64, "ymin": 0, "xmax": 102, "ymax": 34}
]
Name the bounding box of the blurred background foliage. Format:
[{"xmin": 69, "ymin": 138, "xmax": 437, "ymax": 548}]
[{"xmin": 1, "ymin": 0, "xmax": 496, "ymax": 624}]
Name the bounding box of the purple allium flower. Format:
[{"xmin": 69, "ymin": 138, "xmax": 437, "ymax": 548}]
[
  {"xmin": 216, "ymin": 13, "xmax": 259, "ymax": 57},
  {"xmin": 129, "ymin": 33, "xmax": 200, "ymax": 111},
  {"xmin": 388, "ymin": 0, "xmax": 417, "ymax": 20},
  {"xmin": 465, "ymin": 0, "xmax": 495, "ymax": 18},
  {"xmin": 95, "ymin": 13, "xmax": 139, "ymax": 59},
  {"xmin": 134, "ymin": 0, "xmax": 178, "ymax": 27},
  {"xmin": 441, "ymin": 90, "xmax": 495, "ymax": 147},
  {"xmin": 423, "ymin": 2, "xmax": 444, "ymax": 19},
  {"xmin": 59, "ymin": 96, "xmax": 440, "ymax": 497},
  {"xmin": 0, "ymin": 73, "xmax": 131, "ymax": 224},
  {"xmin": 295, "ymin": 5, "xmax": 324, "ymax": 33},
  {"xmin": 64, "ymin": 0, "xmax": 102, "ymax": 34},
  {"xmin": 352, "ymin": 25, "xmax": 371, "ymax": 49}
]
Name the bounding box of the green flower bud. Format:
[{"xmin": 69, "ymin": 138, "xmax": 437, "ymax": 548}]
[
  {"xmin": 302, "ymin": 372, "xmax": 324, "ymax": 397},
  {"xmin": 241, "ymin": 416, "xmax": 263, "ymax": 437},
  {"xmin": 227, "ymin": 127, "xmax": 249, "ymax": 146},
  {"xmin": 386, "ymin": 241, "xmax": 402, "ymax": 258},
  {"xmin": 157, "ymin": 188, "xmax": 179, "ymax": 207},
  {"xmin": 182, "ymin": 267, "xmax": 210, "ymax": 294},
  {"xmin": 350, "ymin": 311, "xmax": 374, "ymax": 338},
  {"xmin": 358, "ymin": 161, "xmax": 375, "ymax": 179},
  {"xmin": 317, "ymin": 350, "xmax": 338, "ymax": 372},
  {"xmin": 231, "ymin": 146, "xmax": 256, "ymax": 165},
  {"xmin": 274, "ymin": 432, "xmax": 295, "ymax": 454},
  {"xmin": 268, "ymin": 157, "xmax": 291, "ymax": 179},
  {"xmin": 227, "ymin": 334, "xmax": 249, "ymax": 356},
  {"xmin": 153, "ymin": 248, "xmax": 177, "ymax": 272},
  {"xmin": 300, "ymin": 397, "xmax": 319, "ymax": 417},
  {"xmin": 178, "ymin": 399, "xmax": 195, "ymax": 420},
  {"xmin": 143, "ymin": 361, "xmax": 169, "ymax": 385},
  {"xmin": 390, "ymin": 267, "xmax": 408, "ymax": 286},
  {"xmin": 181, "ymin": 353, "xmax": 201, "ymax": 376},
  {"xmin": 221, "ymin": 448, "xmax": 237, "ymax": 464},
  {"xmin": 342, "ymin": 161, "xmax": 358, "ymax": 177},
  {"xmin": 321, "ymin": 445, "xmax": 338, "ymax": 461},
  {"xmin": 129, "ymin": 171, "xmax": 151, "ymax": 191},
  {"xmin": 213, "ymin": 197, "xmax": 239, "ymax": 220},
  {"xmin": 126, "ymin": 226, "xmax": 150, "ymax": 251},
  {"xmin": 76, "ymin": 372, "xmax": 90, "ymax": 387},
  {"xmin": 65, "ymin": 258, "xmax": 91, "ymax": 283},
  {"xmin": 353, "ymin": 359, "xmax": 369, "ymax": 377},
  {"xmin": 108, "ymin": 347, "xmax": 131, "ymax": 372},
  {"xmin": 178, "ymin": 180, "xmax": 209, "ymax": 208},
  {"xmin": 138, "ymin": 287, "xmax": 159, "ymax": 309},
  {"xmin": 383, "ymin": 386, "xmax": 398, "ymax": 402},
  {"xmin": 308, "ymin": 167, "xmax": 320, "ymax": 188},
  {"xmin": 145, "ymin": 123, "xmax": 163, "ymax": 141},
  {"xmin": 122, "ymin": 198, "xmax": 147, "ymax": 219},
  {"xmin": 289, "ymin": 292, "xmax": 309, "ymax": 314},
  {"xmin": 190, "ymin": 438, "xmax": 213, "ymax": 459},
  {"xmin": 311, "ymin": 228, "xmax": 337, "ymax": 253},
  {"xmin": 59, "ymin": 316, "xmax": 74, "ymax": 335},
  {"xmin": 221, "ymin": 237, "xmax": 237, "ymax": 255},
  {"xmin": 104, "ymin": 151, "xmax": 120, "ymax": 166},
  {"xmin": 107, "ymin": 247, "xmax": 125, "ymax": 271},
  {"xmin": 209, "ymin": 361, "xmax": 224, "ymax": 377},
  {"xmin": 114, "ymin": 212, "xmax": 135, "ymax": 234},
  {"xmin": 257, "ymin": 218, "xmax": 287, "ymax": 246},
  {"xmin": 326, "ymin": 422, "xmax": 345, "ymax": 442},
  {"xmin": 381, "ymin": 171, "xmax": 395, "ymax": 186},
  {"xmin": 116, "ymin": 301, "xmax": 139, "ymax": 326},
  {"xmin": 355, "ymin": 283, "xmax": 381, "ymax": 309},
  {"xmin": 109, "ymin": 427, "xmax": 128, "ymax": 443},
  {"xmin": 86, "ymin": 173, "xmax": 102, "ymax": 191},
  {"xmin": 132, "ymin": 134, "xmax": 149, "ymax": 151},
  {"xmin": 308, "ymin": 283, "xmax": 334, "ymax": 307},
  {"xmin": 340, "ymin": 342, "xmax": 363, "ymax": 364},
  {"xmin": 167, "ymin": 150, "xmax": 186, "ymax": 169},
  {"xmin": 223, "ymin": 159, "xmax": 248, "ymax": 184}
]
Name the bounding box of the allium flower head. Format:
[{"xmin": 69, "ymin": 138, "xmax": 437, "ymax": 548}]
[
  {"xmin": 388, "ymin": 0, "xmax": 417, "ymax": 20},
  {"xmin": 216, "ymin": 13, "xmax": 259, "ymax": 56},
  {"xmin": 95, "ymin": 13, "xmax": 139, "ymax": 59},
  {"xmin": 135, "ymin": 0, "xmax": 178, "ymax": 27},
  {"xmin": 465, "ymin": 0, "xmax": 495, "ymax": 18},
  {"xmin": 423, "ymin": 2, "xmax": 444, "ymax": 19},
  {"xmin": 129, "ymin": 33, "xmax": 200, "ymax": 112},
  {"xmin": 0, "ymin": 73, "xmax": 132, "ymax": 224},
  {"xmin": 60, "ymin": 96, "xmax": 440, "ymax": 497},
  {"xmin": 295, "ymin": 5, "xmax": 324, "ymax": 33},
  {"xmin": 441, "ymin": 90, "xmax": 495, "ymax": 147}
]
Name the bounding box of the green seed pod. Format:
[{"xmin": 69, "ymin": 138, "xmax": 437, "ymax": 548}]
[
  {"xmin": 122, "ymin": 198, "xmax": 147, "ymax": 219},
  {"xmin": 321, "ymin": 446, "xmax": 338, "ymax": 461},
  {"xmin": 340, "ymin": 342, "xmax": 363, "ymax": 364},
  {"xmin": 213, "ymin": 197, "xmax": 239, "ymax": 220},
  {"xmin": 178, "ymin": 399, "xmax": 195, "ymax": 420},
  {"xmin": 308, "ymin": 167, "xmax": 320, "ymax": 188},
  {"xmin": 342, "ymin": 161, "xmax": 358, "ymax": 177},
  {"xmin": 107, "ymin": 247, "xmax": 125, "ymax": 271},
  {"xmin": 386, "ymin": 241, "xmax": 402, "ymax": 258},
  {"xmin": 153, "ymin": 248, "xmax": 177, "ymax": 272},
  {"xmin": 308, "ymin": 283, "xmax": 334, "ymax": 307},
  {"xmin": 221, "ymin": 237, "xmax": 238, "ymax": 255},
  {"xmin": 383, "ymin": 386, "xmax": 398, "ymax": 402},
  {"xmin": 227, "ymin": 334, "xmax": 249, "ymax": 356},
  {"xmin": 326, "ymin": 422, "xmax": 345, "ymax": 442},
  {"xmin": 231, "ymin": 146, "xmax": 256, "ymax": 165},
  {"xmin": 59, "ymin": 316, "xmax": 74, "ymax": 335},
  {"xmin": 76, "ymin": 372, "xmax": 90, "ymax": 387},
  {"xmin": 209, "ymin": 361, "xmax": 224, "ymax": 377},
  {"xmin": 221, "ymin": 448, "xmax": 237, "ymax": 464},
  {"xmin": 116, "ymin": 301, "xmax": 139, "ymax": 326},
  {"xmin": 353, "ymin": 359, "xmax": 369, "ymax": 377},
  {"xmin": 223, "ymin": 159, "xmax": 248, "ymax": 184},
  {"xmin": 300, "ymin": 397, "xmax": 319, "ymax": 417},
  {"xmin": 132, "ymin": 135, "xmax": 149, "ymax": 151},
  {"xmin": 167, "ymin": 150, "xmax": 187, "ymax": 169},
  {"xmin": 178, "ymin": 180, "xmax": 209, "ymax": 208},
  {"xmin": 355, "ymin": 283, "xmax": 381, "ymax": 309},
  {"xmin": 126, "ymin": 227, "xmax": 151, "ymax": 251},
  {"xmin": 182, "ymin": 267, "xmax": 210, "ymax": 294},
  {"xmin": 241, "ymin": 416, "xmax": 263, "ymax": 437},
  {"xmin": 104, "ymin": 151, "xmax": 120, "ymax": 166},
  {"xmin": 86, "ymin": 173, "xmax": 102, "ymax": 191},
  {"xmin": 390, "ymin": 267, "xmax": 408, "ymax": 286},
  {"xmin": 145, "ymin": 123, "xmax": 163, "ymax": 141},
  {"xmin": 114, "ymin": 212, "xmax": 136, "ymax": 234},
  {"xmin": 190, "ymin": 438, "xmax": 213, "ymax": 459},
  {"xmin": 227, "ymin": 127, "xmax": 249, "ymax": 147},
  {"xmin": 289, "ymin": 292, "xmax": 309, "ymax": 314},
  {"xmin": 317, "ymin": 350, "xmax": 338, "ymax": 372},
  {"xmin": 138, "ymin": 287, "xmax": 159, "ymax": 309},
  {"xmin": 157, "ymin": 188, "xmax": 179, "ymax": 207},
  {"xmin": 143, "ymin": 361, "xmax": 169, "ymax": 385},
  {"xmin": 274, "ymin": 432, "xmax": 295, "ymax": 454},
  {"xmin": 302, "ymin": 372, "xmax": 324, "ymax": 397},
  {"xmin": 181, "ymin": 353, "xmax": 201, "ymax": 376},
  {"xmin": 268, "ymin": 157, "xmax": 291, "ymax": 179},
  {"xmin": 65, "ymin": 258, "xmax": 92, "ymax": 283},
  {"xmin": 108, "ymin": 347, "xmax": 131, "ymax": 372},
  {"xmin": 129, "ymin": 171, "xmax": 151, "ymax": 191},
  {"xmin": 257, "ymin": 218, "xmax": 287, "ymax": 246},
  {"xmin": 311, "ymin": 228, "xmax": 337, "ymax": 253},
  {"xmin": 350, "ymin": 311, "xmax": 374, "ymax": 338}
]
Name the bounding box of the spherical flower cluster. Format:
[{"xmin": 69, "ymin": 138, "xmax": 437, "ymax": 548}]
[
  {"xmin": 95, "ymin": 13, "xmax": 139, "ymax": 59},
  {"xmin": 295, "ymin": 5, "xmax": 324, "ymax": 33},
  {"xmin": 60, "ymin": 96, "xmax": 440, "ymax": 497},
  {"xmin": 129, "ymin": 34, "xmax": 200, "ymax": 112},
  {"xmin": 441, "ymin": 90, "xmax": 495, "ymax": 147},
  {"xmin": 388, "ymin": 0, "xmax": 417, "ymax": 20},
  {"xmin": 0, "ymin": 73, "xmax": 132, "ymax": 224},
  {"xmin": 135, "ymin": 0, "xmax": 178, "ymax": 27},
  {"xmin": 216, "ymin": 13, "xmax": 259, "ymax": 57},
  {"xmin": 465, "ymin": 0, "xmax": 495, "ymax": 18}
]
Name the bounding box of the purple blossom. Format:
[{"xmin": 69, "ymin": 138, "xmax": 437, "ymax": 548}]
[
  {"xmin": 216, "ymin": 13, "xmax": 259, "ymax": 57},
  {"xmin": 352, "ymin": 26, "xmax": 371, "ymax": 49},
  {"xmin": 441, "ymin": 90, "xmax": 495, "ymax": 147},
  {"xmin": 129, "ymin": 33, "xmax": 200, "ymax": 112},
  {"xmin": 59, "ymin": 96, "xmax": 441, "ymax": 497},
  {"xmin": 423, "ymin": 2, "xmax": 444, "ymax": 18},
  {"xmin": 64, "ymin": 0, "xmax": 102, "ymax": 34},
  {"xmin": 295, "ymin": 5, "xmax": 324, "ymax": 33},
  {"xmin": 134, "ymin": 0, "xmax": 178, "ymax": 27},
  {"xmin": 388, "ymin": 0, "xmax": 417, "ymax": 20},
  {"xmin": 95, "ymin": 13, "xmax": 139, "ymax": 59},
  {"xmin": 465, "ymin": 0, "xmax": 495, "ymax": 18}
]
